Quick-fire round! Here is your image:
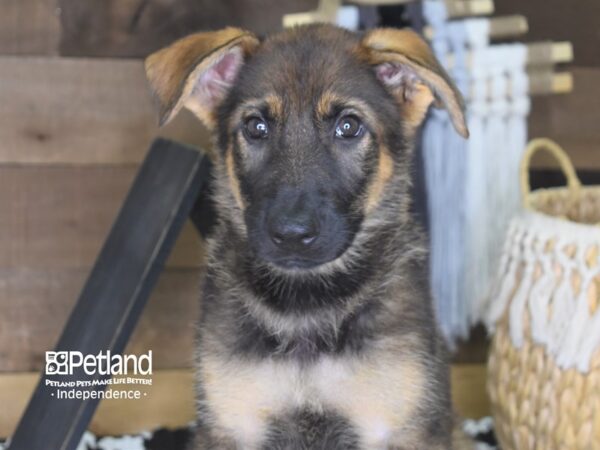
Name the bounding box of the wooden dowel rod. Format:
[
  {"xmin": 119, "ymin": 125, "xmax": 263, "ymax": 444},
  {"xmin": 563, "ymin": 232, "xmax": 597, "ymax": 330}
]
[
  {"xmin": 284, "ymin": 0, "xmax": 495, "ymax": 27},
  {"xmin": 283, "ymin": 12, "xmax": 324, "ymax": 27},
  {"xmin": 528, "ymin": 71, "xmax": 574, "ymax": 96},
  {"xmin": 349, "ymin": 0, "xmax": 414, "ymax": 4},
  {"xmin": 527, "ymin": 41, "xmax": 574, "ymax": 66},
  {"xmin": 283, "ymin": 0, "xmax": 341, "ymax": 27},
  {"xmin": 461, "ymin": 71, "xmax": 573, "ymax": 100},
  {"xmin": 446, "ymin": 0, "xmax": 495, "ymax": 18},
  {"xmin": 424, "ymin": 15, "xmax": 528, "ymax": 41},
  {"xmin": 488, "ymin": 15, "xmax": 528, "ymax": 39}
]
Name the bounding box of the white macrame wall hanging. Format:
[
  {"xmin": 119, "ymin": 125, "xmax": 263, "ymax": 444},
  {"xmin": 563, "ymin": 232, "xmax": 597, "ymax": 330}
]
[{"xmin": 419, "ymin": 0, "xmax": 534, "ymax": 343}]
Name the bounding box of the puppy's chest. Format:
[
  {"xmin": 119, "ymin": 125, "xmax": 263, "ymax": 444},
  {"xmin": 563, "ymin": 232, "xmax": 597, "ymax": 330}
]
[{"xmin": 200, "ymin": 354, "xmax": 424, "ymax": 448}]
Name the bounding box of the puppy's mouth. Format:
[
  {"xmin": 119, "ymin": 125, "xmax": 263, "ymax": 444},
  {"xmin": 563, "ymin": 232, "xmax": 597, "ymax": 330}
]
[
  {"xmin": 269, "ymin": 255, "xmax": 335, "ymax": 270},
  {"xmin": 252, "ymin": 234, "xmax": 355, "ymax": 272}
]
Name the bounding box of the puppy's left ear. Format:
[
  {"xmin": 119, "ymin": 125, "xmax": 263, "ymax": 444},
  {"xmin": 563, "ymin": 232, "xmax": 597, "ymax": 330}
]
[
  {"xmin": 362, "ymin": 28, "xmax": 469, "ymax": 138},
  {"xmin": 145, "ymin": 28, "xmax": 259, "ymax": 127}
]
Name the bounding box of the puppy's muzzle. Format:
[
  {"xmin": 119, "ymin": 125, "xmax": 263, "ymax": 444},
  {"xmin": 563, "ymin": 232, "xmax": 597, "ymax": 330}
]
[
  {"xmin": 267, "ymin": 206, "xmax": 319, "ymax": 252},
  {"xmin": 250, "ymin": 186, "xmax": 353, "ymax": 270}
]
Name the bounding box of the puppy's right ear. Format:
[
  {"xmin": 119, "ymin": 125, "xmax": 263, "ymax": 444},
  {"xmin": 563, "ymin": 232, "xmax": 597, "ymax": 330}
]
[{"xmin": 145, "ymin": 28, "xmax": 259, "ymax": 128}]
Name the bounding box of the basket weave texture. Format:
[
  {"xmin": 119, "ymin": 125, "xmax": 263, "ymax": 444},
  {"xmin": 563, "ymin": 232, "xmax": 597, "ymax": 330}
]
[{"xmin": 486, "ymin": 139, "xmax": 600, "ymax": 450}]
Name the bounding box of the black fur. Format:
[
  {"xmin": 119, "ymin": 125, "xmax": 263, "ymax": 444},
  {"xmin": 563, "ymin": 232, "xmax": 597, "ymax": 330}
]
[
  {"xmin": 164, "ymin": 24, "xmax": 466, "ymax": 450},
  {"xmin": 264, "ymin": 410, "xmax": 360, "ymax": 450}
]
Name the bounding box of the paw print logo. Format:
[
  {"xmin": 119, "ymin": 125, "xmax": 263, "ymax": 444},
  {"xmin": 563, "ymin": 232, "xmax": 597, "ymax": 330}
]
[{"xmin": 46, "ymin": 351, "xmax": 69, "ymax": 375}]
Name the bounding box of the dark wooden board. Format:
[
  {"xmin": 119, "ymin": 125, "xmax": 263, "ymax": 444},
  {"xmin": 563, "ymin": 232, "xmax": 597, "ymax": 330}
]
[
  {"xmin": 9, "ymin": 138, "xmax": 210, "ymax": 450},
  {"xmin": 529, "ymin": 68, "xmax": 600, "ymax": 169},
  {"xmin": 0, "ymin": 268, "xmax": 200, "ymax": 372},
  {"xmin": 0, "ymin": 165, "xmax": 205, "ymax": 269},
  {"xmin": 495, "ymin": 0, "xmax": 600, "ymax": 67}
]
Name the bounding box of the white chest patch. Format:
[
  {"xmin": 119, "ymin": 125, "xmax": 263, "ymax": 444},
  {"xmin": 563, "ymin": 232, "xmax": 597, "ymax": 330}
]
[{"xmin": 200, "ymin": 354, "xmax": 424, "ymax": 449}]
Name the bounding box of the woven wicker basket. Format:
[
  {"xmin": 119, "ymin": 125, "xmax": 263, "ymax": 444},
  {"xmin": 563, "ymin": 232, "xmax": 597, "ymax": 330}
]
[{"xmin": 486, "ymin": 139, "xmax": 600, "ymax": 450}]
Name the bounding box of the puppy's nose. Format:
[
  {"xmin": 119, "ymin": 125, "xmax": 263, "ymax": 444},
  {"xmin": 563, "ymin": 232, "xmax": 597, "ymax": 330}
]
[{"xmin": 268, "ymin": 215, "xmax": 319, "ymax": 249}]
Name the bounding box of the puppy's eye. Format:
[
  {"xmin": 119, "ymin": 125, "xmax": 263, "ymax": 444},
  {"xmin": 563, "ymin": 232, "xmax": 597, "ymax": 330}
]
[
  {"xmin": 243, "ymin": 117, "xmax": 269, "ymax": 140},
  {"xmin": 335, "ymin": 115, "xmax": 364, "ymax": 139}
]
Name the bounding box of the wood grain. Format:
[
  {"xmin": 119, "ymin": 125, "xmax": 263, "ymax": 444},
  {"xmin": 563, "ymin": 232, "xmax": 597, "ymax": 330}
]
[
  {"xmin": 0, "ymin": 365, "xmax": 487, "ymax": 438},
  {"xmin": 0, "ymin": 268, "xmax": 200, "ymax": 373},
  {"xmin": 0, "ymin": 56, "xmax": 210, "ymax": 164},
  {"xmin": 58, "ymin": 0, "xmax": 318, "ymax": 58},
  {"xmin": 0, "ymin": 165, "xmax": 206, "ymax": 269},
  {"xmin": 529, "ymin": 68, "xmax": 600, "ymax": 170},
  {"xmin": 0, "ymin": 370, "xmax": 195, "ymax": 439},
  {"xmin": 0, "ymin": 0, "xmax": 61, "ymax": 56},
  {"xmin": 0, "ymin": 163, "xmax": 207, "ymax": 373},
  {"xmin": 495, "ymin": 0, "xmax": 599, "ymax": 68},
  {"xmin": 451, "ymin": 364, "xmax": 490, "ymax": 420}
]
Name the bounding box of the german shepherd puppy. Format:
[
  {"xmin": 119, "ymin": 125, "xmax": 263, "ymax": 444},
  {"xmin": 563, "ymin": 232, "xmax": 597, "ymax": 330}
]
[{"xmin": 145, "ymin": 24, "xmax": 469, "ymax": 450}]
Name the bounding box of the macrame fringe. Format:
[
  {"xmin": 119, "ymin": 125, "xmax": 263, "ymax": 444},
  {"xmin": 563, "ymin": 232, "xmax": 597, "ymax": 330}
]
[
  {"xmin": 486, "ymin": 211, "xmax": 600, "ymax": 372},
  {"xmin": 418, "ymin": 2, "xmax": 530, "ymax": 343}
]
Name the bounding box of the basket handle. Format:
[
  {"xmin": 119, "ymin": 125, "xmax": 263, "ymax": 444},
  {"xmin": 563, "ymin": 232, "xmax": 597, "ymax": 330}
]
[{"xmin": 520, "ymin": 138, "xmax": 582, "ymax": 208}]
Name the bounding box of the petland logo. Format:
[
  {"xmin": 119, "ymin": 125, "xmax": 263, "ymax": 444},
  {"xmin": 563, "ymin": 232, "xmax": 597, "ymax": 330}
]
[{"xmin": 45, "ymin": 351, "xmax": 153, "ymax": 376}]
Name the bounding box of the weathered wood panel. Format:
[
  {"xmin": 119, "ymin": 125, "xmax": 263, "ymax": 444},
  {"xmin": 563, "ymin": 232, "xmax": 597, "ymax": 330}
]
[
  {"xmin": 451, "ymin": 364, "xmax": 489, "ymax": 420},
  {"xmin": 529, "ymin": 68, "xmax": 600, "ymax": 169},
  {"xmin": 0, "ymin": 0, "xmax": 317, "ymax": 58},
  {"xmin": 0, "ymin": 166, "xmax": 205, "ymax": 269},
  {"xmin": 0, "ymin": 369, "xmax": 195, "ymax": 438},
  {"xmin": 58, "ymin": 0, "xmax": 318, "ymax": 57},
  {"xmin": 0, "ymin": 0, "xmax": 60, "ymax": 56},
  {"xmin": 0, "ymin": 56, "xmax": 210, "ymax": 164},
  {"xmin": 0, "ymin": 268, "xmax": 200, "ymax": 372},
  {"xmin": 495, "ymin": 0, "xmax": 600, "ymax": 67},
  {"xmin": 0, "ymin": 364, "xmax": 487, "ymax": 438}
]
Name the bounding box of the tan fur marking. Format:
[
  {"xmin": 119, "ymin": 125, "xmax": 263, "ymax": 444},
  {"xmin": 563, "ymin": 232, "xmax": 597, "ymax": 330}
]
[
  {"xmin": 361, "ymin": 28, "xmax": 469, "ymax": 138},
  {"xmin": 228, "ymin": 95, "xmax": 283, "ymax": 136},
  {"xmin": 316, "ymin": 90, "xmax": 340, "ymax": 119},
  {"xmin": 265, "ymin": 94, "xmax": 284, "ymax": 120},
  {"xmin": 144, "ymin": 28, "xmax": 259, "ymax": 127},
  {"xmin": 200, "ymin": 354, "xmax": 289, "ymax": 449},
  {"xmin": 315, "ymin": 355, "xmax": 425, "ymax": 448},
  {"xmin": 226, "ymin": 148, "xmax": 245, "ymax": 209},
  {"xmin": 401, "ymin": 82, "xmax": 436, "ymax": 135},
  {"xmin": 365, "ymin": 146, "xmax": 394, "ymax": 213},
  {"xmin": 315, "ymin": 91, "xmax": 382, "ymax": 137},
  {"xmin": 199, "ymin": 349, "xmax": 426, "ymax": 449}
]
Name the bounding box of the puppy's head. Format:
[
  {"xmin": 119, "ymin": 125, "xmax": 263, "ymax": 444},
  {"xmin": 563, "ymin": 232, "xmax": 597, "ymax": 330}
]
[{"xmin": 146, "ymin": 25, "xmax": 467, "ymax": 272}]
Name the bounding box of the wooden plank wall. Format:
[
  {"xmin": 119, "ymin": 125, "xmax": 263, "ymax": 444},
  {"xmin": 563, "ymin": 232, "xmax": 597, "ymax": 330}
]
[
  {"xmin": 0, "ymin": 58, "xmax": 207, "ymax": 373},
  {"xmin": 57, "ymin": 0, "xmax": 317, "ymax": 57},
  {"xmin": 495, "ymin": 0, "xmax": 600, "ymax": 169},
  {"xmin": 529, "ymin": 68, "xmax": 600, "ymax": 169},
  {"xmin": 0, "ymin": 8, "xmax": 328, "ymax": 434},
  {"xmin": 0, "ymin": 0, "xmax": 598, "ymax": 436},
  {"xmin": 1, "ymin": 0, "xmax": 319, "ymax": 375},
  {"xmin": 0, "ymin": 0, "xmax": 60, "ymax": 55},
  {"xmin": 0, "ymin": 365, "xmax": 493, "ymax": 436},
  {"xmin": 0, "ymin": 57, "xmax": 212, "ymax": 164}
]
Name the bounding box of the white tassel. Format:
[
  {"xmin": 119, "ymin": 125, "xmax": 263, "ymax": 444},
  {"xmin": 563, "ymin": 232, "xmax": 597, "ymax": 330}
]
[
  {"xmin": 527, "ymin": 231, "xmax": 557, "ymax": 343},
  {"xmin": 485, "ymin": 222, "xmax": 521, "ymax": 330},
  {"xmin": 488, "ymin": 212, "xmax": 600, "ymax": 373},
  {"xmin": 420, "ymin": 6, "xmax": 533, "ymax": 344},
  {"xmin": 508, "ymin": 230, "xmax": 535, "ymax": 347}
]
